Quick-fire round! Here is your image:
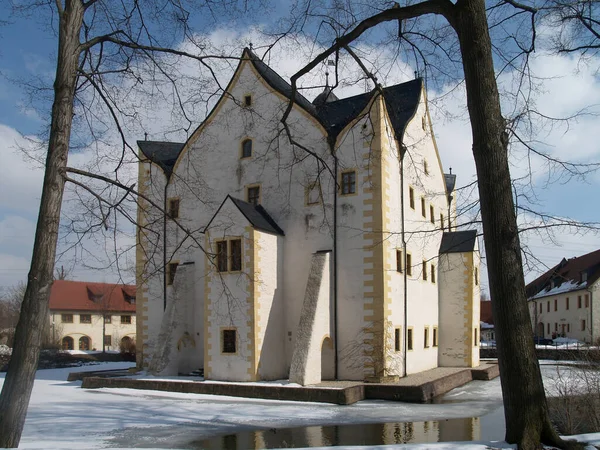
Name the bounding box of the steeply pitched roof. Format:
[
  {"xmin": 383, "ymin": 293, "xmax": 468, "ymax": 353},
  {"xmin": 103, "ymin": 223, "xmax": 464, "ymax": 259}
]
[
  {"xmin": 138, "ymin": 140, "xmax": 185, "ymax": 179},
  {"xmin": 205, "ymin": 196, "xmax": 285, "ymax": 236},
  {"xmin": 526, "ymin": 249, "xmax": 600, "ymax": 299},
  {"xmin": 49, "ymin": 280, "xmax": 136, "ymax": 312},
  {"xmin": 439, "ymin": 230, "xmax": 478, "ymax": 254}
]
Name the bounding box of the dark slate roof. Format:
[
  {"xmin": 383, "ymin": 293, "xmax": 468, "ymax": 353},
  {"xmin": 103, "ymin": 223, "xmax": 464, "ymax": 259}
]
[
  {"xmin": 246, "ymin": 48, "xmax": 422, "ymax": 144},
  {"xmin": 138, "ymin": 140, "xmax": 185, "ymax": 179},
  {"xmin": 526, "ymin": 249, "xmax": 600, "ymax": 299},
  {"xmin": 205, "ymin": 195, "xmax": 285, "ymax": 236},
  {"xmin": 312, "ymin": 87, "xmax": 339, "ymax": 106},
  {"xmin": 439, "ymin": 230, "xmax": 478, "ymax": 254}
]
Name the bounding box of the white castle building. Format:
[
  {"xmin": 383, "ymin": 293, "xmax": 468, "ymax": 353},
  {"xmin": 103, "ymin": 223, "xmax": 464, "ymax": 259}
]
[{"xmin": 136, "ymin": 48, "xmax": 481, "ymax": 383}]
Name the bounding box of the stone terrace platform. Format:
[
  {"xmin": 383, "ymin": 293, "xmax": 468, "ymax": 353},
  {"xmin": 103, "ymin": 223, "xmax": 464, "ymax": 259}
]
[{"xmin": 77, "ymin": 363, "xmax": 499, "ymax": 405}]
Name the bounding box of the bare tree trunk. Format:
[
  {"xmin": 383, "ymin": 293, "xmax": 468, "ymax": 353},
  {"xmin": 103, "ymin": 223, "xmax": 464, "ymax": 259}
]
[
  {"xmin": 453, "ymin": 1, "xmax": 563, "ymax": 448},
  {"xmin": 0, "ymin": 1, "xmax": 84, "ymax": 447}
]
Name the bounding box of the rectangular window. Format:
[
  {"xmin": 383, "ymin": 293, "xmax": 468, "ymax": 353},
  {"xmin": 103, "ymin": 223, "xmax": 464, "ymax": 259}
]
[
  {"xmin": 567, "ymin": 323, "xmax": 570, "ymax": 333},
  {"xmin": 341, "ymin": 170, "xmax": 356, "ymax": 195},
  {"xmin": 424, "ymin": 327, "xmax": 430, "ymax": 348},
  {"xmin": 585, "ymin": 294, "xmax": 590, "ymax": 308},
  {"xmin": 440, "ymin": 213, "xmax": 445, "ymax": 231},
  {"xmin": 167, "ymin": 262, "xmax": 178, "ymax": 285},
  {"xmin": 547, "ymin": 323, "xmax": 550, "ymax": 334},
  {"xmin": 407, "ymin": 328, "xmax": 413, "ymax": 350},
  {"xmin": 421, "ymin": 197, "xmax": 426, "ymax": 218},
  {"xmin": 406, "ymin": 253, "xmax": 412, "ymax": 276},
  {"xmin": 244, "ymin": 95, "xmax": 252, "ymax": 107},
  {"xmin": 394, "ymin": 327, "xmax": 401, "ymax": 352},
  {"xmin": 121, "ymin": 315, "xmax": 132, "ymax": 324},
  {"xmin": 168, "ymin": 198, "xmax": 180, "ymax": 219},
  {"xmin": 241, "ymin": 139, "xmax": 253, "ymax": 158},
  {"xmin": 409, "ymin": 187, "xmax": 415, "ymax": 209},
  {"xmin": 61, "ymin": 314, "xmax": 73, "ymax": 324},
  {"xmin": 423, "ymin": 159, "xmax": 429, "ymax": 175},
  {"xmin": 566, "ymin": 297, "xmax": 570, "ymax": 310},
  {"xmin": 104, "ymin": 335, "xmax": 112, "ymax": 346},
  {"xmin": 104, "ymin": 315, "xmax": 111, "ymax": 324},
  {"xmin": 430, "ymin": 205, "xmax": 434, "ymax": 224},
  {"xmin": 539, "ymin": 303, "xmax": 542, "ymax": 314},
  {"xmin": 474, "ymin": 328, "xmax": 479, "ymax": 346},
  {"xmin": 433, "ymin": 327, "xmax": 438, "ymax": 347},
  {"xmin": 246, "ymin": 186, "xmax": 260, "ymax": 205},
  {"xmin": 578, "ymin": 296, "xmax": 582, "ymax": 308},
  {"xmin": 229, "ymin": 239, "xmax": 242, "ymax": 272},
  {"xmin": 431, "ymin": 264, "xmax": 436, "ymax": 284},
  {"xmin": 306, "ymin": 183, "xmax": 321, "ymax": 205},
  {"xmin": 216, "ymin": 241, "xmax": 228, "ymax": 272},
  {"xmin": 423, "ymin": 261, "xmax": 427, "ymax": 281},
  {"xmin": 547, "ymin": 301, "xmax": 550, "ymax": 312},
  {"xmin": 555, "ymin": 322, "xmax": 558, "ymax": 331},
  {"xmin": 582, "ymin": 319, "xmax": 586, "ymax": 331},
  {"xmin": 222, "ymin": 329, "xmax": 237, "ymax": 353},
  {"xmin": 554, "ymin": 299, "xmax": 557, "ymax": 311},
  {"xmin": 474, "ymin": 268, "xmax": 479, "ymax": 286},
  {"xmin": 396, "ymin": 249, "xmax": 403, "ymax": 273},
  {"xmin": 80, "ymin": 314, "xmax": 91, "ymax": 324}
]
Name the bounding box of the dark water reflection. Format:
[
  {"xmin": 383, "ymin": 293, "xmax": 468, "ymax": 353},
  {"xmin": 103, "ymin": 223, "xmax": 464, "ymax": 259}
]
[{"xmin": 192, "ymin": 415, "xmax": 496, "ymax": 449}]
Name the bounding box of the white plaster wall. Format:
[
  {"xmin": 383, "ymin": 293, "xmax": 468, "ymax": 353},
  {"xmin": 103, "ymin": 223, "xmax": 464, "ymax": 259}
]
[
  {"xmin": 255, "ymin": 231, "xmax": 286, "ymax": 380},
  {"xmin": 50, "ymin": 311, "xmax": 136, "ymax": 351},
  {"xmin": 529, "ymin": 279, "xmax": 599, "ymax": 343}
]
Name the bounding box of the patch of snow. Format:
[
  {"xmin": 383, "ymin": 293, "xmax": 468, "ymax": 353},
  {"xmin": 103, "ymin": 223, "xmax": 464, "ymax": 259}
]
[
  {"xmin": 0, "ymin": 344, "xmax": 11, "ymax": 355},
  {"xmin": 531, "ymin": 280, "xmax": 586, "ymax": 299}
]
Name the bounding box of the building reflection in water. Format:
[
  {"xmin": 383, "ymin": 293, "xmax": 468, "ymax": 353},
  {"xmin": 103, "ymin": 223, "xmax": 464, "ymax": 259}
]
[{"xmin": 196, "ymin": 417, "xmax": 481, "ymax": 449}]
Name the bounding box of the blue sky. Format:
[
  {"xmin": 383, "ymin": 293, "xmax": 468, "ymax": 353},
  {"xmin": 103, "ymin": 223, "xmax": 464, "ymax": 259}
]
[{"xmin": 0, "ymin": 2, "xmax": 599, "ymax": 291}]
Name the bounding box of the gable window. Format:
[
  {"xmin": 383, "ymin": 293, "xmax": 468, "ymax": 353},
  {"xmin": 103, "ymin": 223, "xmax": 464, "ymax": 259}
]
[
  {"xmin": 244, "ymin": 95, "xmax": 252, "ymax": 107},
  {"xmin": 168, "ymin": 198, "xmax": 180, "ymax": 219},
  {"xmin": 422, "ymin": 261, "xmax": 428, "ymax": 281},
  {"xmin": 440, "ymin": 213, "xmax": 445, "ymax": 231},
  {"xmin": 424, "ymin": 327, "xmax": 430, "ymax": 348},
  {"xmin": 104, "ymin": 315, "xmax": 112, "ymax": 324},
  {"xmin": 121, "ymin": 315, "xmax": 132, "ymax": 324},
  {"xmin": 80, "ymin": 314, "xmax": 91, "ymax": 324},
  {"xmin": 421, "ymin": 197, "xmax": 426, "ymax": 218},
  {"xmin": 246, "ymin": 185, "xmax": 260, "ymax": 206},
  {"xmin": 394, "ymin": 327, "xmax": 401, "ymax": 352},
  {"xmin": 431, "ymin": 264, "xmax": 436, "ymax": 284},
  {"xmin": 407, "ymin": 328, "xmax": 413, "ymax": 350},
  {"xmin": 216, "ymin": 239, "xmax": 242, "ymax": 272},
  {"xmin": 409, "ymin": 187, "xmax": 415, "ymax": 209},
  {"xmin": 62, "ymin": 314, "xmax": 73, "ymax": 324},
  {"xmin": 341, "ymin": 170, "xmax": 356, "ymax": 195},
  {"xmin": 167, "ymin": 262, "xmax": 178, "ymax": 286},
  {"xmin": 581, "ymin": 272, "xmax": 588, "ymax": 283},
  {"xmin": 241, "ymin": 139, "xmax": 253, "ymax": 158},
  {"xmin": 306, "ymin": 183, "xmax": 321, "ymax": 205},
  {"xmin": 396, "ymin": 249, "xmax": 403, "ymax": 273},
  {"xmin": 222, "ymin": 329, "xmax": 237, "ymax": 353},
  {"xmin": 406, "ymin": 253, "xmax": 412, "ymax": 276}
]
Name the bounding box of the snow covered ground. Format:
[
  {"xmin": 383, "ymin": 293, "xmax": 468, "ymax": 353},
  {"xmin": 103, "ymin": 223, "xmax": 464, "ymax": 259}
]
[{"xmin": 1, "ymin": 361, "xmax": 599, "ymax": 449}]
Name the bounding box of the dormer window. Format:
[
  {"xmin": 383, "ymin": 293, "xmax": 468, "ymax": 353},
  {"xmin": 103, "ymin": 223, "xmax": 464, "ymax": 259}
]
[
  {"xmin": 241, "ymin": 139, "xmax": 252, "ymax": 158},
  {"xmin": 244, "ymin": 95, "xmax": 252, "ymax": 107},
  {"xmin": 581, "ymin": 272, "xmax": 588, "ymax": 283}
]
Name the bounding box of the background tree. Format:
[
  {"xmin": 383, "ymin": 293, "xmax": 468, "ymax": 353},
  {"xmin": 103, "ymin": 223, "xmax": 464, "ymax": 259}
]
[{"xmin": 0, "ymin": 1, "xmax": 263, "ymax": 447}]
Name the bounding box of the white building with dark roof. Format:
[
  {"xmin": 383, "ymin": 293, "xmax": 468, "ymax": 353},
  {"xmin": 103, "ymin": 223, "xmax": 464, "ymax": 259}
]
[
  {"xmin": 136, "ymin": 48, "xmax": 481, "ymax": 382},
  {"xmin": 527, "ymin": 249, "xmax": 600, "ymax": 343}
]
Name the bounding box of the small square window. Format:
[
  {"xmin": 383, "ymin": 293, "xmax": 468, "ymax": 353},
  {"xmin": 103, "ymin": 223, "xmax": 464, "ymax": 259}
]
[
  {"xmin": 247, "ymin": 185, "xmax": 260, "ymax": 205},
  {"xmin": 80, "ymin": 314, "xmax": 91, "ymax": 324},
  {"xmin": 167, "ymin": 262, "xmax": 178, "ymax": 286},
  {"xmin": 409, "ymin": 187, "xmax": 415, "ymax": 209},
  {"xmin": 394, "ymin": 327, "xmax": 401, "ymax": 352},
  {"xmin": 104, "ymin": 315, "xmax": 112, "ymax": 324},
  {"xmin": 168, "ymin": 198, "xmax": 180, "ymax": 219},
  {"xmin": 244, "ymin": 95, "xmax": 252, "ymax": 107},
  {"xmin": 341, "ymin": 171, "xmax": 356, "ymax": 195},
  {"xmin": 61, "ymin": 314, "xmax": 73, "ymax": 324},
  {"xmin": 406, "ymin": 253, "xmax": 412, "ymax": 276},
  {"xmin": 222, "ymin": 329, "xmax": 237, "ymax": 353},
  {"xmin": 121, "ymin": 315, "xmax": 132, "ymax": 324},
  {"xmin": 241, "ymin": 139, "xmax": 252, "ymax": 158},
  {"xmin": 396, "ymin": 249, "xmax": 403, "ymax": 273}
]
